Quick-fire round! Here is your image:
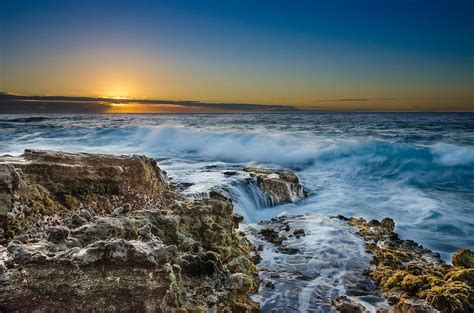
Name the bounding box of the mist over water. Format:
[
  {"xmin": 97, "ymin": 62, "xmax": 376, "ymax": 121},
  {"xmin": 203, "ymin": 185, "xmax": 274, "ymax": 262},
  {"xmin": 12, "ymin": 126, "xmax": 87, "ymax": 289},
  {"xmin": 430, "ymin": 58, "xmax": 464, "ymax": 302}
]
[{"xmin": 1, "ymin": 113, "xmax": 473, "ymax": 260}]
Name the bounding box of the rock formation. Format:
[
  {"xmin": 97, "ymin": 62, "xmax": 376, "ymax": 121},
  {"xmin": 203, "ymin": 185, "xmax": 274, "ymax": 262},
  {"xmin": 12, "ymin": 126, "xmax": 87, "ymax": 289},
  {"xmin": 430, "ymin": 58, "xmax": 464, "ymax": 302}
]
[
  {"xmin": 1, "ymin": 149, "xmax": 471, "ymax": 313},
  {"xmin": 342, "ymin": 216, "xmax": 474, "ymax": 313},
  {"xmin": 0, "ymin": 150, "xmax": 259, "ymax": 312},
  {"xmin": 243, "ymin": 167, "xmax": 307, "ymax": 204}
]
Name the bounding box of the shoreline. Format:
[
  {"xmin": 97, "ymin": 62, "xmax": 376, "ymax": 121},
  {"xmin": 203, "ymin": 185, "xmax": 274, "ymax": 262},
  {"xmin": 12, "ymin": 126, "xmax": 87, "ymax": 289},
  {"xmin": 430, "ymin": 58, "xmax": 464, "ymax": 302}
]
[{"xmin": 0, "ymin": 150, "xmax": 472, "ymax": 312}]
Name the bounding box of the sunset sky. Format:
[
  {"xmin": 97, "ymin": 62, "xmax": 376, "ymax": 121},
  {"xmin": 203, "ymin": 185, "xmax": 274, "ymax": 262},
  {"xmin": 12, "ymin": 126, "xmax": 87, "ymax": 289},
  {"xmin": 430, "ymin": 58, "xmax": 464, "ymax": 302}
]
[{"xmin": 1, "ymin": 0, "xmax": 473, "ymax": 112}]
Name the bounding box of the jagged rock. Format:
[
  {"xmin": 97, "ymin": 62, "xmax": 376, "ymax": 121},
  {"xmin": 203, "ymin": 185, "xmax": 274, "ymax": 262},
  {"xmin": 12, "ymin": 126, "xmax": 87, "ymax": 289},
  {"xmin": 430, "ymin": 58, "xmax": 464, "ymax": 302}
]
[
  {"xmin": 0, "ymin": 150, "xmax": 259, "ymax": 312},
  {"xmin": 178, "ymin": 251, "xmax": 223, "ymax": 276},
  {"xmin": 46, "ymin": 226, "xmax": 69, "ymax": 243},
  {"xmin": 346, "ymin": 216, "xmax": 473, "ymax": 313},
  {"xmin": 332, "ymin": 295, "xmax": 366, "ymax": 313},
  {"xmin": 0, "ymin": 149, "xmax": 174, "ymax": 240},
  {"xmin": 244, "ymin": 167, "xmax": 307, "ymax": 204},
  {"xmin": 259, "ymin": 227, "xmax": 283, "ymax": 245}
]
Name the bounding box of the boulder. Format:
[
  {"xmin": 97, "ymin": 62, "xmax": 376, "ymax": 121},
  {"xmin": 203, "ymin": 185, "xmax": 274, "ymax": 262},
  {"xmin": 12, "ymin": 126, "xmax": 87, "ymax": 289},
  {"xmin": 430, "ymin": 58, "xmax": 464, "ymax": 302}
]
[{"xmin": 244, "ymin": 167, "xmax": 307, "ymax": 204}]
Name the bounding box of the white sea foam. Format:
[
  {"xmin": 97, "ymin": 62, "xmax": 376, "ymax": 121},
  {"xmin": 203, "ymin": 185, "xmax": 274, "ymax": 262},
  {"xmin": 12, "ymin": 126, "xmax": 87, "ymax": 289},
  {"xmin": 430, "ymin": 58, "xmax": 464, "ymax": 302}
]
[
  {"xmin": 1, "ymin": 114, "xmax": 473, "ymax": 261},
  {"xmin": 431, "ymin": 142, "xmax": 474, "ymax": 166}
]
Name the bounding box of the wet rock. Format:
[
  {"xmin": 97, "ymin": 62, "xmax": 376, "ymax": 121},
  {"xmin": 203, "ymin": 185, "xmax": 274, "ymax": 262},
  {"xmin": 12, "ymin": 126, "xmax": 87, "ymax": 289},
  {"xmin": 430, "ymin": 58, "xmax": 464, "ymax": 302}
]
[
  {"xmin": 244, "ymin": 167, "xmax": 307, "ymax": 204},
  {"xmin": 232, "ymin": 213, "xmax": 244, "ymax": 229},
  {"xmin": 258, "ymin": 227, "xmax": 283, "ymax": 245},
  {"xmin": 346, "ymin": 216, "xmax": 473, "ymax": 313},
  {"xmin": 223, "ymin": 171, "xmax": 238, "ymax": 177},
  {"xmin": 278, "ymin": 246, "xmax": 300, "ymax": 255},
  {"xmin": 170, "ymin": 181, "xmax": 194, "ymax": 193},
  {"xmin": 293, "ymin": 228, "xmax": 305, "ymax": 238},
  {"xmin": 452, "ymin": 248, "xmax": 474, "ymax": 269},
  {"xmin": 265, "ymin": 280, "xmax": 275, "ymax": 289},
  {"xmin": 332, "ymin": 296, "xmax": 366, "ymax": 313}
]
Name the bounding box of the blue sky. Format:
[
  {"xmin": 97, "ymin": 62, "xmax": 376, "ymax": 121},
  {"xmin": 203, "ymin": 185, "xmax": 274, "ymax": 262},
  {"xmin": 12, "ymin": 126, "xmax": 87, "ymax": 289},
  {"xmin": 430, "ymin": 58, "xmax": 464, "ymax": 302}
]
[{"xmin": 1, "ymin": 0, "xmax": 473, "ymax": 111}]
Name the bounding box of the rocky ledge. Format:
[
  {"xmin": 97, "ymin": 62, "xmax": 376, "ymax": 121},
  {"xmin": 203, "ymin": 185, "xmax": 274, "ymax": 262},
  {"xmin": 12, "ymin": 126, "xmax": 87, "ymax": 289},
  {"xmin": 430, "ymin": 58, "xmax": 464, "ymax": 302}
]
[
  {"xmin": 342, "ymin": 216, "xmax": 473, "ymax": 313},
  {"xmin": 243, "ymin": 167, "xmax": 308, "ymax": 204},
  {"xmin": 0, "ymin": 150, "xmax": 260, "ymax": 311}
]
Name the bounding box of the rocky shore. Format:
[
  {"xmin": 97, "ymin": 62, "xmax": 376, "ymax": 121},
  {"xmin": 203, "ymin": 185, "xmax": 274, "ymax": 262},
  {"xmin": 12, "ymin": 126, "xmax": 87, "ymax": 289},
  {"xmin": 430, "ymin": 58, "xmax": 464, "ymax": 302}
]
[
  {"xmin": 344, "ymin": 216, "xmax": 473, "ymax": 313},
  {"xmin": 0, "ymin": 150, "xmax": 472, "ymax": 312},
  {"xmin": 0, "ymin": 150, "xmax": 262, "ymax": 311}
]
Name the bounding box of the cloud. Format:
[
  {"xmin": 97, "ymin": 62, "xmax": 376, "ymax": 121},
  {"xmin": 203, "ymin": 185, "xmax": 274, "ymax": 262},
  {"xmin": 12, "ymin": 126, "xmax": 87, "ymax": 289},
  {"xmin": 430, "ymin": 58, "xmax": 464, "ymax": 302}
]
[
  {"xmin": 313, "ymin": 98, "xmax": 397, "ymax": 102},
  {"xmin": 0, "ymin": 93, "xmax": 298, "ymax": 113}
]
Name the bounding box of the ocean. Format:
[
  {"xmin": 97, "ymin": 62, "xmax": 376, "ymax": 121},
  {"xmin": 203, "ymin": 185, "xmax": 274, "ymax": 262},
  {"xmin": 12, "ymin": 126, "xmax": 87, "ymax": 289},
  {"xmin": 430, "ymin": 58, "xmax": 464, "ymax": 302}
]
[{"xmin": 1, "ymin": 112, "xmax": 473, "ymax": 262}]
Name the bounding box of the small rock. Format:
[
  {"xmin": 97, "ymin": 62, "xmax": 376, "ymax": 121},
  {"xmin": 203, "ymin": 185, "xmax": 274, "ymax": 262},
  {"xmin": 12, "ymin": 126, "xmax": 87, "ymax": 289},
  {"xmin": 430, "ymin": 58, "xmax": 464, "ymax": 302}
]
[
  {"xmin": 47, "ymin": 226, "xmax": 70, "ymax": 243},
  {"xmin": 332, "ymin": 296, "xmax": 366, "ymax": 313},
  {"xmin": 223, "ymin": 171, "xmax": 238, "ymax": 177},
  {"xmin": 395, "ymin": 299, "xmax": 437, "ymax": 313},
  {"xmin": 259, "ymin": 228, "xmax": 283, "ymax": 245},
  {"xmin": 452, "ymin": 248, "xmax": 474, "ymax": 268},
  {"xmin": 77, "ymin": 209, "xmax": 92, "ymax": 221},
  {"xmin": 232, "ymin": 213, "xmax": 244, "ymax": 228},
  {"xmin": 71, "ymin": 214, "xmax": 88, "ymax": 228},
  {"xmin": 137, "ymin": 224, "xmax": 154, "ymax": 240},
  {"xmin": 278, "ymin": 246, "xmax": 300, "ymax": 255},
  {"xmin": 122, "ymin": 203, "xmax": 132, "ymax": 213},
  {"xmin": 111, "ymin": 204, "xmax": 131, "ymax": 216},
  {"xmin": 293, "ymin": 228, "xmax": 305, "ymax": 238},
  {"xmin": 265, "ymin": 281, "xmax": 275, "ymax": 289}
]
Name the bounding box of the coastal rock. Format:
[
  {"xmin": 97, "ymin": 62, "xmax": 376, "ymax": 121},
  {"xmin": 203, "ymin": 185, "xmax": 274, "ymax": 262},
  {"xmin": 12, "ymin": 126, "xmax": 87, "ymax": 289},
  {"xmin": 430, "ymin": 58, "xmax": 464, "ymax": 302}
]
[
  {"xmin": 345, "ymin": 216, "xmax": 473, "ymax": 313},
  {"xmin": 394, "ymin": 299, "xmax": 438, "ymax": 313},
  {"xmin": 46, "ymin": 225, "xmax": 70, "ymax": 243},
  {"xmin": 0, "ymin": 150, "xmax": 259, "ymax": 312},
  {"xmin": 243, "ymin": 167, "xmax": 307, "ymax": 204},
  {"xmin": 452, "ymin": 248, "xmax": 474, "ymax": 269},
  {"xmin": 0, "ymin": 149, "xmax": 174, "ymax": 240},
  {"xmin": 332, "ymin": 295, "xmax": 367, "ymax": 313}
]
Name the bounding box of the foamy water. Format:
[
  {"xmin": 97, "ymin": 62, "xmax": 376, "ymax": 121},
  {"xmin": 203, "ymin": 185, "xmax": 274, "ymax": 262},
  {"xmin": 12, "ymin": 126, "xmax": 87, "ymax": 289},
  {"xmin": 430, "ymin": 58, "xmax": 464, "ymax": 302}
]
[
  {"xmin": 244, "ymin": 214, "xmax": 389, "ymax": 312},
  {"xmin": 1, "ymin": 113, "xmax": 473, "ymax": 261}
]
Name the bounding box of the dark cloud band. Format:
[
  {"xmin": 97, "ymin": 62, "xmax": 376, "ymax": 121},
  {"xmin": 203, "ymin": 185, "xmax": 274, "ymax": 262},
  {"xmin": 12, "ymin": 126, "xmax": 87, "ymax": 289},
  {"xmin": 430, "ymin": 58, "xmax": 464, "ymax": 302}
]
[{"xmin": 0, "ymin": 93, "xmax": 297, "ymax": 113}]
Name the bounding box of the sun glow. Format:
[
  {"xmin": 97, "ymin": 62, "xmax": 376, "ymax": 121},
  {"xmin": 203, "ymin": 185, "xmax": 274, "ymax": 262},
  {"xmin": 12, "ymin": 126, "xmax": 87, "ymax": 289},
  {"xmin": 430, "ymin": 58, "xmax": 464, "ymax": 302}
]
[{"xmin": 108, "ymin": 102, "xmax": 131, "ymax": 107}]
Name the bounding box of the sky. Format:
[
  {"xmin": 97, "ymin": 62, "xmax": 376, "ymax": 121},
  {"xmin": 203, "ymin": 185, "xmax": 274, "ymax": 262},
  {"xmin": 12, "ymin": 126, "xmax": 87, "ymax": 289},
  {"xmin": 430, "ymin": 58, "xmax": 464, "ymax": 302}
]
[{"xmin": 0, "ymin": 0, "xmax": 473, "ymax": 113}]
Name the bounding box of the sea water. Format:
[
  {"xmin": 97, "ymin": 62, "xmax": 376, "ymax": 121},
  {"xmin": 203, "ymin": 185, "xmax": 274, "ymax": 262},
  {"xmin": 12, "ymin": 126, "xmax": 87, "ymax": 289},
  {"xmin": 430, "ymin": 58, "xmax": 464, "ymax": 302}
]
[{"xmin": 1, "ymin": 113, "xmax": 473, "ymax": 261}]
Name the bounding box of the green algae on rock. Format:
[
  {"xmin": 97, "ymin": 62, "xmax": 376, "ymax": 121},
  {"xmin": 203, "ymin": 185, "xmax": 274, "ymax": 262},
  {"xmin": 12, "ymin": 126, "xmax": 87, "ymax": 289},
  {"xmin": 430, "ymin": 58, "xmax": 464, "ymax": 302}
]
[{"xmin": 344, "ymin": 216, "xmax": 474, "ymax": 313}]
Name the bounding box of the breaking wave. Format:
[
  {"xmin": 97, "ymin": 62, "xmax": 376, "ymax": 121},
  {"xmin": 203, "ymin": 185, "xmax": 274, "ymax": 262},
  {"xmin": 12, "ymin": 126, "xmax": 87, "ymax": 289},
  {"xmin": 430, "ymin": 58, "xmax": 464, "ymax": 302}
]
[{"xmin": 1, "ymin": 113, "xmax": 473, "ymax": 260}]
